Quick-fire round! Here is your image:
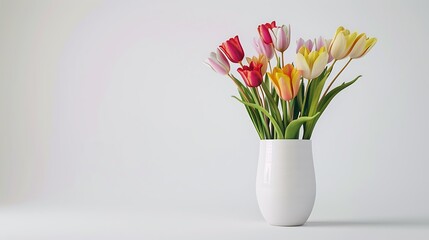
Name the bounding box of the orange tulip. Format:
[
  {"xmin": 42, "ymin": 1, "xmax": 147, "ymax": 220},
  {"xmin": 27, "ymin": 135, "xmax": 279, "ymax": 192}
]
[{"xmin": 267, "ymin": 64, "xmax": 302, "ymax": 101}]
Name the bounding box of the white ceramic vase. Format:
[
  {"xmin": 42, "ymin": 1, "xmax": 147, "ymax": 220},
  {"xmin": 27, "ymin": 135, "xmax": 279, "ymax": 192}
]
[{"xmin": 256, "ymin": 140, "xmax": 316, "ymax": 226}]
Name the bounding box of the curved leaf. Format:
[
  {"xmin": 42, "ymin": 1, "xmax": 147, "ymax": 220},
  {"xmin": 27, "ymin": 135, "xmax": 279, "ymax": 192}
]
[
  {"xmin": 232, "ymin": 96, "xmax": 284, "ymax": 139},
  {"xmin": 318, "ymin": 75, "xmax": 361, "ymax": 113},
  {"xmin": 261, "ymin": 83, "xmax": 283, "ymax": 129},
  {"xmin": 238, "ymin": 91, "xmax": 263, "ymax": 139},
  {"xmin": 303, "ymin": 75, "xmax": 361, "ymax": 139},
  {"xmin": 285, "ymin": 112, "xmax": 320, "ymax": 139}
]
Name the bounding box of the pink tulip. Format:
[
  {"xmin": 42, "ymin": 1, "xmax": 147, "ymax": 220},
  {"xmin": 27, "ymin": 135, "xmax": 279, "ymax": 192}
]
[
  {"xmin": 253, "ymin": 37, "xmax": 274, "ymax": 60},
  {"xmin": 269, "ymin": 25, "xmax": 290, "ymax": 53},
  {"xmin": 257, "ymin": 21, "xmax": 277, "ymax": 44},
  {"xmin": 315, "ymin": 36, "xmax": 334, "ymax": 63},
  {"xmin": 296, "ymin": 38, "xmax": 314, "ymax": 53},
  {"xmin": 205, "ymin": 49, "xmax": 230, "ymax": 75}
]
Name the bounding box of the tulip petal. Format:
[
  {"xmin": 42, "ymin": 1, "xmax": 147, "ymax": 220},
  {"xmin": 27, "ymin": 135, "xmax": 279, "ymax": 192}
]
[
  {"xmin": 253, "ymin": 38, "xmax": 263, "ymax": 56},
  {"xmin": 311, "ymin": 52, "xmax": 328, "ymax": 79},
  {"xmin": 278, "ymin": 76, "xmax": 293, "ymax": 101},
  {"xmin": 349, "ymin": 35, "xmax": 366, "ymax": 58},
  {"xmin": 316, "ymin": 36, "xmax": 324, "ymax": 50},
  {"xmin": 205, "ymin": 58, "xmax": 228, "ymax": 75},
  {"xmin": 216, "ymin": 48, "xmax": 229, "ymax": 69},
  {"xmin": 306, "ymin": 40, "xmax": 314, "ymax": 52},
  {"xmin": 269, "ymin": 29, "xmax": 276, "ymax": 45},
  {"xmin": 295, "ymin": 53, "xmax": 311, "ymax": 80},
  {"xmin": 277, "ymin": 27, "xmax": 286, "ymax": 51},
  {"xmin": 296, "ymin": 38, "xmax": 304, "ymax": 53},
  {"xmin": 292, "ymin": 70, "xmax": 301, "ymax": 97},
  {"xmin": 258, "ymin": 24, "xmax": 273, "ymax": 44},
  {"xmin": 359, "ymin": 38, "xmax": 377, "ymax": 58},
  {"xmin": 330, "ymin": 33, "xmax": 346, "ymax": 60},
  {"xmin": 220, "ymin": 36, "xmax": 244, "ymax": 63},
  {"xmin": 268, "ymin": 72, "xmax": 280, "ymax": 91}
]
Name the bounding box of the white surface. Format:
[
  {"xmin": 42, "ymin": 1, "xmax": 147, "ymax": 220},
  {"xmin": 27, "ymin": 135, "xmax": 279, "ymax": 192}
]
[
  {"xmin": 257, "ymin": 140, "xmax": 315, "ymax": 226},
  {"xmin": 0, "ymin": 0, "xmax": 429, "ymax": 239},
  {"xmin": 0, "ymin": 206, "xmax": 428, "ymax": 239}
]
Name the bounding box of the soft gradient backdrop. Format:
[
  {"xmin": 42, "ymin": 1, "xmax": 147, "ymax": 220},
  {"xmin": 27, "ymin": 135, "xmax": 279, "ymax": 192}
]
[{"xmin": 0, "ymin": 0, "xmax": 428, "ymax": 239}]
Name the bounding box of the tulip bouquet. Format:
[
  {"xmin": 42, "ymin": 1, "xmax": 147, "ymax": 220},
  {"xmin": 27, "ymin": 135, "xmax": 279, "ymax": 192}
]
[{"xmin": 205, "ymin": 21, "xmax": 376, "ymax": 139}]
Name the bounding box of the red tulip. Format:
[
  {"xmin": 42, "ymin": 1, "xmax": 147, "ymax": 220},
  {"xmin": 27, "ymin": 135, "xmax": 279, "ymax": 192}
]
[
  {"xmin": 258, "ymin": 21, "xmax": 277, "ymax": 44},
  {"xmin": 219, "ymin": 36, "xmax": 245, "ymax": 63},
  {"xmin": 237, "ymin": 61, "xmax": 263, "ymax": 88}
]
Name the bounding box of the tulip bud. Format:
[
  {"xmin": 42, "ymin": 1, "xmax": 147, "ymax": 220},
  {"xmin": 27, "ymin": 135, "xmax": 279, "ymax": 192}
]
[
  {"xmin": 253, "ymin": 37, "xmax": 274, "ymax": 60},
  {"xmin": 219, "ymin": 35, "xmax": 245, "ymax": 63},
  {"xmin": 269, "ymin": 25, "xmax": 290, "ymax": 53},
  {"xmin": 295, "ymin": 46, "xmax": 328, "ymax": 80},
  {"xmin": 205, "ymin": 49, "xmax": 230, "ymax": 75},
  {"xmin": 267, "ymin": 64, "xmax": 302, "ymax": 101},
  {"xmin": 246, "ymin": 55, "xmax": 268, "ymax": 75},
  {"xmin": 329, "ymin": 26, "xmax": 359, "ymax": 60},
  {"xmin": 315, "ymin": 36, "xmax": 334, "ymax": 63},
  {"xmin": 257, "ymin": 21, "xmax": 277, "ymax": 44},
  {"xmin": 237, "ymin": 61, "xmax": 264, "ymax": 87},
  {"xmin": 296, "ymin": 38, "xmax": 313, "ymax": 53},
  {"xmin": 349, "ymin": 34, "xmax": 377, "ymax": 59}
]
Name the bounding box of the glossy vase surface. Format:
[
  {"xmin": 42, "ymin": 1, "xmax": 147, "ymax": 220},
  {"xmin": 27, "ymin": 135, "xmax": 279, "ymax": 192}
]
[{"xmin": 256, "ymin": 140, "xmax": 316, "ymax": 226}]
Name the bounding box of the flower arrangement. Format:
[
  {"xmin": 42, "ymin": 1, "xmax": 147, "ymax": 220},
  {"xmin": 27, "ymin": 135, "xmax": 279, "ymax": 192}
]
[{"xmin": 205, "ymin": 21, "xmax": 376, "ymax": 139}]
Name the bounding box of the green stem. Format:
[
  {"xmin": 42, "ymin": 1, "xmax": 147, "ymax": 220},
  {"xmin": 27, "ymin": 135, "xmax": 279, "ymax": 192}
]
[
  {"xmin": 229, "ymin": 74, "xmax": 265, "ymax": 138},
  {"xmin": 272, "ymin": 44, "xmax": 279, "ymax": 67},
  {"xmin": 233, "ymin": 97, "xmax": 284, "ymax": 139},
  {"xmin": 322, "ymin": 59, "xmax": 351, "ymax": 98},
  {"xmin": 228, "ymin": 74, "xmax": 249, "ymax": 102},
  {"xmin": 282, "ymin": 100, "xmax": 287, "ymax": 128},
  {"xmin": 239, "ymin": 91, "xmax": 264, "ymax": 139},
  {"xmin": 300, "ymin": 78, "xmax": 310, "ymax": 117},
  {"xmin": 258, "ymin": 86, "xmax": 269, "ymax": 137},
  {"xmin": 250, "ymin": 88, "xmax": 270, "ymax": 138},
  {"xmin": 261, "ymin": 83, "xmax": 284, "ymax": 130}
]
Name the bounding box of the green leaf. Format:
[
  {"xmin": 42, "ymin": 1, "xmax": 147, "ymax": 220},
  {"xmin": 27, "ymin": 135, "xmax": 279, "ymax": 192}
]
[
  {"xmin": 307, "ymin": 68, "xmax": 329, "ymax": 116},
  {"xmin": 295, "ymin": 81, "xmax": 305, "ymax": 117},
  {"xmin": 302, "ymin": 68, "xmax": 331, "ymax": 139},
  {"xmin": 318, "ymin": 75, "xmax": 361, "ymax": 113},
  {"xmin": 230, "ymin": 74, "xmax": 253, "ymax": 102},
  {"xmin": 232, "ymin": 96, "xmax": 284, "ymax": 139},
  {"xmin": 285, "ymin": 112, "xmax": 320, "ymax": 139},
  {"xmin": 303, "ymin": 75, "xmax": 361, "ymax": 139},
  {"xmin": 303, "ymin": 78, "xmax": 316, "ymax": 116},
  {"xmin": 281, "ymin": 99, "xmax": 288, "ymax": 128},
  {"xmin": 261, "ymin": 83, "xmax": 284, "ymax": 130},
  {"xmin": 249, "ymin": 88, "xmax": 271, "ymax": 138},
  {"xmin": 238, "ymin": 91, "xmax": 263, "ymax": 139}
]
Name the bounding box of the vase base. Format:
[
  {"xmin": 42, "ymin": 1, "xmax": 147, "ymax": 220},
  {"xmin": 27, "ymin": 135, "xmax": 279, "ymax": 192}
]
[{"xmin": 268, "ymin": 222, "xmax": 306, "ymax": 227}]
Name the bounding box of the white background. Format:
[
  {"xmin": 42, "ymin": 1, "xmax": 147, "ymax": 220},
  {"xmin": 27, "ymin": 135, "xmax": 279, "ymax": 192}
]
[{"xmin": 1, "ymin": 0, "xmax": 428, "ymax": 239}]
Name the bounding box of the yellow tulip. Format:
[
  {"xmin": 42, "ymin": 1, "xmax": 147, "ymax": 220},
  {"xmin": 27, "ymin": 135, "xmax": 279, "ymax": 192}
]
[
  {"xmin": 295, "ymin": 46, "xmax": 328, "ymax": 80},
  {"xmin": 267, "ymin": 64, "xmax": 302, "ymax": 101},
  {"xmin": 329, "ymin": 26, "xmax": 360, "ymax": 60},
  {"xmin": 349, "ymin": 34, "xmax": 377, "ymax": 59}
]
